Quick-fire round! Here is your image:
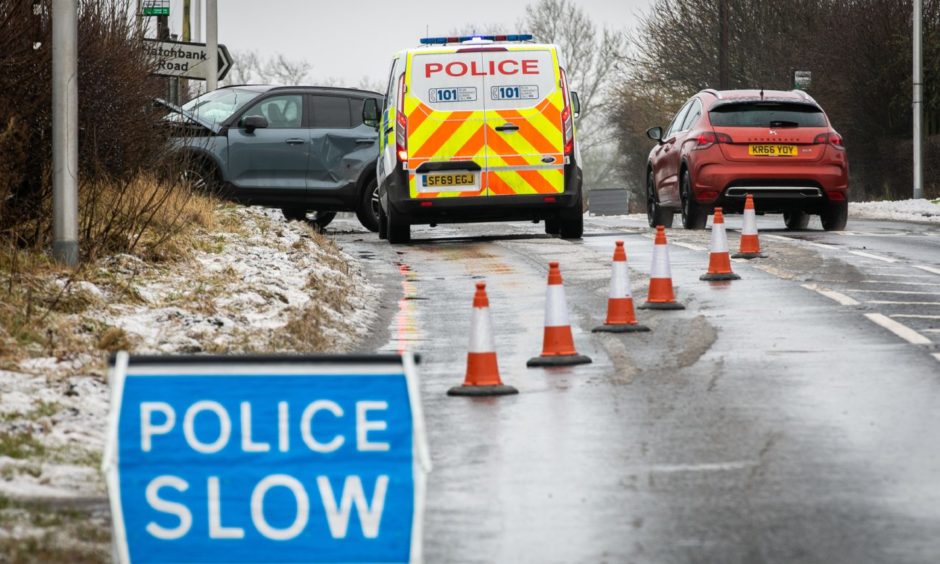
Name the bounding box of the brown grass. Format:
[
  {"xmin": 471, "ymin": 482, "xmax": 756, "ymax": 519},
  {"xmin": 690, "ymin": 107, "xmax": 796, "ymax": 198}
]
[{"xmin": 0, "ymin": 175, "xmax": 218, "ymax": 364}]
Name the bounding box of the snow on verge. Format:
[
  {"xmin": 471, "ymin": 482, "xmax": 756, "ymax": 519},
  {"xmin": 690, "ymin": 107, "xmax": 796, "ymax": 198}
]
[
  {"xmin": 849, "ymin": 199, "xmax": 940, "ymax": 224},
  {"xmin": 0, "ymin": 205, "xmax": 380, "ymax": 507}
]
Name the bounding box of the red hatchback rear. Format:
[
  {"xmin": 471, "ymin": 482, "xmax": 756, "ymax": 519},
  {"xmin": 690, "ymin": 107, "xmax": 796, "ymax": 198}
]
[{"xmin": 645, "ymin": 89, "xmax": 849, "ymax": 230}]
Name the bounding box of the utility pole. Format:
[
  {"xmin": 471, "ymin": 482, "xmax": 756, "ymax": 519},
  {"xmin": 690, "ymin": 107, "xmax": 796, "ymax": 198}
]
[
  {"xmin": 193, "ymin": 0, "xmax": 201, "ymax": 41},
  {"xmin": 182, "ymin": 0, "xmax": 191, "ymax": 102},
  {"xmin": 206, "ymin": 0, "xmax": 218, "ymax": 91},
  {"xmin": 913, "ymin": 0, "xmax": 924, "ymax": 199},
  {"xmin": 718, "ymin": 0, "xmax": 730, "ymax": 89},
  {"xmin": 52, "ymin": 0, "xmax": 79, "ymax": 267}
]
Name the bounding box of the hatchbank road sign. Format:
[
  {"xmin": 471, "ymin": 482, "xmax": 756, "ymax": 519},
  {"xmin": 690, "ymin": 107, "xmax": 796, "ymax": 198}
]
[
  {"xmin": 144, "ymin": 39, "xmax": 232, "ymax": 81},
  {"xmin": 102, "ymin": 352, "xmax": 431, "ymax": 564}
]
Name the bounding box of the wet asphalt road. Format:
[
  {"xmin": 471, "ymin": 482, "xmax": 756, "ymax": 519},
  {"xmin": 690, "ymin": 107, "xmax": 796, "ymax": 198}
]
[{"xmin": 331, "ymin": 214, "xmax": 940, "ymax": 563}]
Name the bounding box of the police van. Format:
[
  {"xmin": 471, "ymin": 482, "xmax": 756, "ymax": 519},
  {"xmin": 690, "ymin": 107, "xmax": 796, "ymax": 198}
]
[{"xmin": 362, "ymin": 34, "xmax": 584, "ymax": 243}]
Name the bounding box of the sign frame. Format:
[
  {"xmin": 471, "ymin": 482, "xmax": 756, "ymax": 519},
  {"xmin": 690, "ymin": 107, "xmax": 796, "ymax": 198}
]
[
  {"xmin": 102, "ymin": 352, "xmax": 431, "ymax": 564},
  {"xmin": 143, "ymin": 39, "xmax": 233, "ymax": 81}
]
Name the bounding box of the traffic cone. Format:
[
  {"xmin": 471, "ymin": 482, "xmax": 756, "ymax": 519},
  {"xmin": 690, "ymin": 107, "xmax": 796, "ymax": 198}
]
[
  {"xmin": 732, "ymin": 193, "xmax": 767, "ymax": 259},
  {"xmin": 448, "ymin": 282, "xmax": 518, "ymax": 396},
  {"xmin": 700, "ymin": 208, "xmax": 741, "ymax": 281},
  {"xmin": 639, "ymin": 226, "xmax": 685, "ymax": 310},
  {"xmin": 527, "ymin": 262, "xmax": 592, "ymax": 367},
  {"xmin": 593, "ymin": 241, "xmax": 650, "ymax": 333}
]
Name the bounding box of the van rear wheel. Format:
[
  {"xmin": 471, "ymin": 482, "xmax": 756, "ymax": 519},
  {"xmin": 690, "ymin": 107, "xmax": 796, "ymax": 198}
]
[
  {"xmin": 559, "ymin": 214, "xmax": 583, "ymax": 239},
  {"xmin": 386, "ymin": 206, "xmax": 411, "ymax": 244},
  {"xmin": 544, "ymin": 218, "xmax": 560, "ymax": 235}
]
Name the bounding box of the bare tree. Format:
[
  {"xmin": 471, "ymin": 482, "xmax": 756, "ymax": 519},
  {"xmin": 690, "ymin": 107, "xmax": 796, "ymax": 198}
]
[{"xmin": 223, "ymin": 50, "xmax": 312, "ymax": 85}]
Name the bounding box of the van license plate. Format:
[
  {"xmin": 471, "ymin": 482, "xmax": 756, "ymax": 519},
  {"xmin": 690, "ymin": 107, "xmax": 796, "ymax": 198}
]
[
  {"xmin": 422, "ymin": 173, "xmax": 475, "ymax": 188},
  {"xmin": 748, "ymin": 144, "xmax": 798, "ymax": 157}
]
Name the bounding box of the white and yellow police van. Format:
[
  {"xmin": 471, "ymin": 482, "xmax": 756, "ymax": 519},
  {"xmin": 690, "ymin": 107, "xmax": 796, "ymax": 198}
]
[{"xmin": 362, "ymin": 34, "xmax": 583, "ymax": 243}]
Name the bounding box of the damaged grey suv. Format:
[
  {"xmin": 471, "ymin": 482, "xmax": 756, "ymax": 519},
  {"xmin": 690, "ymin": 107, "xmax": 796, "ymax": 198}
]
[{"xmin": 163, "ymin": 85, "xmax": 383, "ymax": 231}]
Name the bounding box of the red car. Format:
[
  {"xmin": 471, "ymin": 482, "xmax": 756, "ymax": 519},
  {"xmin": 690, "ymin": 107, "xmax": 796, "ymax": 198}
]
[{"xmin": 645, "ymin": 89, "xmax": 848, "ymax": 230}]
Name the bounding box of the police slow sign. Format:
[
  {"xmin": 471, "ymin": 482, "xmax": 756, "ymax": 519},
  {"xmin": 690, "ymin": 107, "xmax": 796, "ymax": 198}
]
[{"xmin": 103, "ymin": 353, "xmax": 430, "ymax": 563}]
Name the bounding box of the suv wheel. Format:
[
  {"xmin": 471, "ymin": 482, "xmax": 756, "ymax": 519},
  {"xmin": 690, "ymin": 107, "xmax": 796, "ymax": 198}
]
[
  {"xmin": 783, "ymin": 210, "xmax": 810, "ymax": 230},
  {"xmin": 646, "ymin": 172, "xmax": 674, "ymax": 228},
  {"xmin": 680, "ymin": 171, "xmax": 707, "ymax": 230},
  {"xmin": 355, "ymin": 177, "xmax": 380, "ymax": 232},
  {"xmin": 386, "ymin": 205, "xmax": 411, "ymax": 244},
  {"xmin": 821, "ymin": 201, "xmax": 848, "ymax": 231},
  {"xmin": 181, "ymin": 160, "xmax": 219, "ymax": 195}
]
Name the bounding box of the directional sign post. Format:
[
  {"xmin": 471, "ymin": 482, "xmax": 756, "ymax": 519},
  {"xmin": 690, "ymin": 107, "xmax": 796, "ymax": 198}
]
[
  {"xmin": 103, "ymin": 353, "xmax": 430, "ymax": 563},
  {"xmin": 143, "ymin": 39, "xmax": 232, "ymax": 82}
]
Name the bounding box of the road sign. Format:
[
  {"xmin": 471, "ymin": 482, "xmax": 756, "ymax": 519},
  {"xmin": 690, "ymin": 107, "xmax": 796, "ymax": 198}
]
[
  {"xmin": 143, "ymin": 39, "xmax": 232, "ymax": 81},
  {"xmin": 793, "ymin": 70, "xmax": 812, "ymax": 90},
  {"xmin": 142, "ymin": 0, "xmax": 169, "ymax": 17},
  {"xmin": 103, "ymin": 353, "xmax": 430, "ymax": 564}
]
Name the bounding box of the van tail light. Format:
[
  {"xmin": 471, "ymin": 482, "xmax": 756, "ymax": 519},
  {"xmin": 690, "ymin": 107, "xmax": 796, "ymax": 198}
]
[
  {"xmin": 814, "ymin": 131, "xmax": 844, "ymax": 149},
  {"xmin": 559, "ymin": 69, "xmax": 574, "ymax": 156},
  {"xmin": 396, "ymin": 73, "xmax": 408, "ymax": 162},
  {"xmin": 693, "ymin": 131, "xmax": 733, "ymax": 150}
]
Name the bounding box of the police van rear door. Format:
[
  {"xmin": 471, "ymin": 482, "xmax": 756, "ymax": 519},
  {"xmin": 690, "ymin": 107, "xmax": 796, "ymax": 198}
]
[
  {"xmin": 407, "ymin": 50, "xmax": 487, "ymax": 199},
  {"xmin": 482, "ymin": 47, "xmax": 564, "ymax": 197}
]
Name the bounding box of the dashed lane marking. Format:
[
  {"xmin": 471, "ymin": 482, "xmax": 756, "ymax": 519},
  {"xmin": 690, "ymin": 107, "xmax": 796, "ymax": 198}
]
[
  {"xmin": 891, "ymin": 314, "xmax": 940, "ymax": 320},
  {"xmin": 867, "ymin": 300, "xmax": 940, "ymax": 306},
  {"xmin": 849, "ymin": 250, "xmax": 897, "ymax": 263},
  {"xmin": 914, "ymin": 265, "xmax": 940, "ymax": 276},
  {"xmin": 672, "ymin": 241, "xmax": 708, "ymax": 252},
  {"xmin": 864, "ymin": 313, "xmax": 933, "ymax": 345},
  {"xmin": 847, "ymin": 289, "xmax": 940, "ymax": 295},
  {"xmin": 861, "ymin": 280, "xmax": 940, "ymax": 286},
  {"xmin": 801, "ymin": 283, "xmax": 860, "ymax": 306}
]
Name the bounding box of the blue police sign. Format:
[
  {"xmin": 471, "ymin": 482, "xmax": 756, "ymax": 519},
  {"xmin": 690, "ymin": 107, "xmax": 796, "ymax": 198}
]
[{"xmin": 103, "ymin": 353, "xmax": 430, "ymax": 563}]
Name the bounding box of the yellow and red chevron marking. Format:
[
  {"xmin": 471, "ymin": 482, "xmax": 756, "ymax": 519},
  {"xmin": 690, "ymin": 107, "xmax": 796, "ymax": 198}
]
[{"xmin": 406, "ymin": 99, "xmax": 487, "ymax": 198}]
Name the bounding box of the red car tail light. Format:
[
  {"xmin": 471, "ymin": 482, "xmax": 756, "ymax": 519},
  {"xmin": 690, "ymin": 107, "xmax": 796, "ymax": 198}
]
[
  {"xmin": 560, "ymin": 69, "xmax": 574, "ymax": 156},
  {"xmin": 814, "ymin": 132, "xmax": 844, "ymax": 149},
  {"xmin": 693, "ymin": 131, "xmax": 732, "ymax": 150}
]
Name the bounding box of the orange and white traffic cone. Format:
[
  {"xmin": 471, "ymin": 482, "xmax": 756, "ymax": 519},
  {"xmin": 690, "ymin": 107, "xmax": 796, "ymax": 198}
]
[
  {"xmin": 639, "ymin": 226, "xmax": 686, "ymax": 310},
  {"xmin": 593, "ymin": 241, "xmax": 650, "ymax": 333},
  {"xmin": 732, "ymin": 193, "xmax": 767, "ymax": 259},
  {"xmin": 700, "ymin": 208, "xmax": 741, "ymax": 281},
  {"xmin": 527, "ymin": 262, "xmax": 592, "ymax": 367},
  {"xmin": 448, "ymin": 282, "xmax": 518, "ymax": 396}
]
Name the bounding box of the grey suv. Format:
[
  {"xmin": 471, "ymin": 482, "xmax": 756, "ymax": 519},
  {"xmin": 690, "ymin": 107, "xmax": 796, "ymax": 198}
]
[{"xmin": 163, "ymin": 85, "xmax": 383, "ymax": 230}]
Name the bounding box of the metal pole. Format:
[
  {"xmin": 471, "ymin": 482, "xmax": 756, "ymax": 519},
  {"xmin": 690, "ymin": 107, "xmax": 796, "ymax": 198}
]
[
  {"xmin": 193, "ymin": 0, "xmax": 201, "ymax": 41},
  {"xmin": 913, "ymin": 0, "xmax": 924, "ymax": 199},
  {"xmin": 52, "ymin": 0, "xmax": 79, "ymax": 267},
  {"xmin": 206, "ymin": 0, "xmax": 218, "ymax": 90}
]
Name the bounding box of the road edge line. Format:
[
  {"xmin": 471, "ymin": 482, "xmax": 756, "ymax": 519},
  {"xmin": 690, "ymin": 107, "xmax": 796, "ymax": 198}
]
[
  {"xmin": 849, "ymin": 250, "xmax": 897, "ymax": 263},
  {"xmin": 801, "ymin": 283, "xmax": 861, "ymax": 306},
  {"xmin": 914, "ymin": 265, "xmax": 940, "ymax": 276}
]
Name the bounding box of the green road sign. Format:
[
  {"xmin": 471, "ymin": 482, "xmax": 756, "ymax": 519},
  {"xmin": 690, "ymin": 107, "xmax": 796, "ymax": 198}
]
[{"xmin": 142, "ymin": 1, "xmax": 169, "ymax": 16}]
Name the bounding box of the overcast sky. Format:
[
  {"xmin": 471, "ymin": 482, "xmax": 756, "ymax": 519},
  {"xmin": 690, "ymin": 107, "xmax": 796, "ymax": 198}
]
[{"xmin": 166, "ymin": 0, "xmax": 654, "ymax": 87}]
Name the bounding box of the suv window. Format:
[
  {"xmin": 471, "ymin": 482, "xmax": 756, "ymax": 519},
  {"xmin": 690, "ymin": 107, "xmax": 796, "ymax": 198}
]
[
  {"xmin": 311, "ymin": 95, "xmax": 352, "ymax": 128},
  {"xmin": 666, "ymin": 100, "xmax": 693, "ymax": 138},
  {"xmin": 681, "ymin": 99, "xmax": 703, "ymax": 131},
  {"xmin": 709, "ymin": 102, "xmax": 827, "ymax": 127},
  {"xmin": 350, "ymin": 97, "xmax": 366, "ymax": 127},
  {"xmin": 242, "ymin": 94, "xmax": 303, "ymax": 129}
]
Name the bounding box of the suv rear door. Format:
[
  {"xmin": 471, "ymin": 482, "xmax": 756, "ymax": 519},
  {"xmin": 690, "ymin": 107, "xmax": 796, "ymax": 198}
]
[
  {"xmin": 406, "ymin": 50, "xmax": 487, "ymax": 198},
  {"xmin": 306, "ymin": 94, "xmax": 378, "ymax": 197},
  {"xmin": 481, "ymin": 47, "xmax": 564, "ymax": 196}
]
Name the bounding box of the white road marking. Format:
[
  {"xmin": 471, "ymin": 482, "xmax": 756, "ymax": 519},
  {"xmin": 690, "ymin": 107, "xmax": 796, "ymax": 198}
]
[
  {"xmin": 810, "ymin": 241, "xmax": 840, "ymax": 250},
  {"xmin": 933, "ymin": 353, "xmax": 940, "ymax": 363},
  {"xmin": 867, "ymin": 300, "xmax": 940, "ymax": 306},
  {"xmin": 801, "ymin": 283, "xmax": 860, "ymax": 306},
  {"xmin": 647, "ymin": 461, "xmax": 757, "ymax": 473},
  {"xmin": 922, "ymin": 329, "xmax": 940, "ymax": 334},
  {"xmin": 914, "ymin": 265, "xmax": 940, "ymax": 276},
  {"xmin": 672, "ymin": 241, "xmax": 708, "ymax": 252},
  {"xmin": 847, "ymin": 289, "xmax": 940, "ymax": 295},
  {"xmin": 864, "ymin": 313, "xmax": 932, "ymax": 345},
  {"xmin": 865, "ymin": 273, "xmax": 935, "ymax": 278},
  {"xmin": 849, "ymin": 250, "xmax": 897, "ymax": 263},
  {"xmin": 861, "ymin": 280, "xmax": 940, "ymax": 286},
  {"xmin": 891, "ymin": 314, "xmax": 940, "ymax": 320},
  {"xmin": 762, "ymin": 234, "xmax": 792, "ymax": 242}
]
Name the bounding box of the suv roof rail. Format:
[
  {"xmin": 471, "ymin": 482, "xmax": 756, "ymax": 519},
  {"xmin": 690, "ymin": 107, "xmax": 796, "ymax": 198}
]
[{"xmin": 702, "ymin": 89, "xmax": 722, "ymax": 99}]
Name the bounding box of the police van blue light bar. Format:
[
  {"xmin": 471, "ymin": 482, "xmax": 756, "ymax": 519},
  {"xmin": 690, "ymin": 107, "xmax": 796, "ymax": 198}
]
[{"xmin": 420, "ymin": 34, "xmax": 534, "ymax": 45}]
